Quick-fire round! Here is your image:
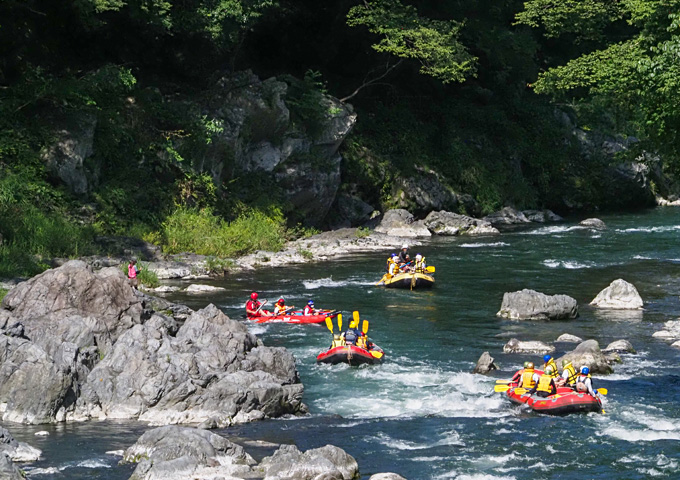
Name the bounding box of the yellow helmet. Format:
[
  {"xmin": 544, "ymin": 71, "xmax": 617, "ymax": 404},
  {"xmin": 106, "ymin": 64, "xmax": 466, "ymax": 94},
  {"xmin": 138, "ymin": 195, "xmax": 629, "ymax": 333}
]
[
  {"xmin": 545, "ymin": 366, "xmax": 554, "ymax": 375},
  {"xmin": 526, "ymin": 362, "xmax": 534, "ymax": 370}
]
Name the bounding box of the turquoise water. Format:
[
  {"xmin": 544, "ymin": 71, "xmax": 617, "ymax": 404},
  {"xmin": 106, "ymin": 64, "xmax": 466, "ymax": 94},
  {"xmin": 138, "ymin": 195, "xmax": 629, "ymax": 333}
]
[{"xmin": 10, "ymin": 208, "xmax": 680, "ymax": 479}]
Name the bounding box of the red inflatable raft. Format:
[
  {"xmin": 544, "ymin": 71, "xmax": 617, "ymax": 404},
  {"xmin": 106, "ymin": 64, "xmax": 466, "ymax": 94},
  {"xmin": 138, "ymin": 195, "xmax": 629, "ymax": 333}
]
[
  {"xmin": 506, "ymin": 384, "xmax": 602, "ymax": 415},
  {"xmin": 316, "ymin": 344, "xmax": 384, "ymax": 366},
  {"xmin": 247, "ymin": 310, "xmax": 339, "ymax": 324}
]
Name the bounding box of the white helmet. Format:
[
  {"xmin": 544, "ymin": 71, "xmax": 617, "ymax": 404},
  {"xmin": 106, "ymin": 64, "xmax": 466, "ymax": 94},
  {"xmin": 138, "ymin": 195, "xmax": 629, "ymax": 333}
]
[
  {"xmin": 402, "ymin": 244, "xmax": 409, "ymax": 249},
  {"xmin": 415, "ymin": 254, "xmax": 422, "ymax": 260}
]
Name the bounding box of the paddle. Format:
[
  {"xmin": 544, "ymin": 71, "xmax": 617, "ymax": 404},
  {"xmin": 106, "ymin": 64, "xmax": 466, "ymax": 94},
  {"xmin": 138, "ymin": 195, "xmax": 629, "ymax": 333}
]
[
  {"xmin": 494, "ymin": 384, "xmax": 512, "ymax": 393},
  {"xmin": 325, "ymin": 317, "xmax": 334, "ymax": 333},
  {"xmin": 495, "ymin": 379, "xmax": 512, "ymax": 384},
  {"xmin": 353, "ymin": 310, "xmax": 360, "ymax": 324},
  {"xmin": 425, "ymin": 266, "xmax": 435, "ymax": 273},
  {"xmin": 597, "ymin": 388, "xmax": 608, "ymax": 395},
  {"xmin": 337, "ymin": 313, "xmax": 343, "ymax": 331},
  {"xmin": 370, "ymin": 350, "xmax": 383, "ymax": 359},
  {"xmin": 362, "ymin": 320, "xmax": 368, "ymax": 334},
  {"xmin": 254, "ymin": 299, "xmax": 268, "ymax": 314}
]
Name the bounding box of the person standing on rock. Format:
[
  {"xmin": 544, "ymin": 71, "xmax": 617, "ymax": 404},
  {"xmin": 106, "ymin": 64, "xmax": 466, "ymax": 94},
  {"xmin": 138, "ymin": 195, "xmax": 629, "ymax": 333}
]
[
  {"xmin": 245, "ymin": 292, "xmax": 271, "ymax": 318},
  {"xmin": 127, "ymin": 259, "xmax": 139, "ymax": 290},
  {"xmin": 398, "ymin": 245, "xmax": 412, "ymax": 272}
]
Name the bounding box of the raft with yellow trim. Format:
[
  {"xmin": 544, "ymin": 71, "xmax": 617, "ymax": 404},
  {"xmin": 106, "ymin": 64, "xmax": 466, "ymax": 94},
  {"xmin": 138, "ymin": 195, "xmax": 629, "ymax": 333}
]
[
  {"xmin": 377, "ymin": 272, "xmax": 435, "ymax": 289},
  {"xmin": 316, "ymin": 344, "xmax": 384, "ymax": 366},
  {"xmin": 503, "ymin": 372, "xmax": 602, "ymax": 415}
]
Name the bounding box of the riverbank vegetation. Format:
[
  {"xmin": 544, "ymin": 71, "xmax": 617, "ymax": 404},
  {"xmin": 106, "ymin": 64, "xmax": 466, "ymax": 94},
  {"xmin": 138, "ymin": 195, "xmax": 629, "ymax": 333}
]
[{"xmin": 1, "ymin": 0, "xmax": 678, "ymax": 277}]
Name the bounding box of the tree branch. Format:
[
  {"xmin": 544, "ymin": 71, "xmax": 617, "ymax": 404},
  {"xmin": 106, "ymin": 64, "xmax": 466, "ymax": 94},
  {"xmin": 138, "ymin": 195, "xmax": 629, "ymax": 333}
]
[{"xmin": 340, "ymin": 58, "xmax": 404, "ymax": 103}]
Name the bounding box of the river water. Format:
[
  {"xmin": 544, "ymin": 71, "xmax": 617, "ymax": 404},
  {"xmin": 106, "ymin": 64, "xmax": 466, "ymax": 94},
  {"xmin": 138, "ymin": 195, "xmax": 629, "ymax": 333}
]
[{"xmin": 8, "ymin": 208, "xmax": 680, "ymax": 479}]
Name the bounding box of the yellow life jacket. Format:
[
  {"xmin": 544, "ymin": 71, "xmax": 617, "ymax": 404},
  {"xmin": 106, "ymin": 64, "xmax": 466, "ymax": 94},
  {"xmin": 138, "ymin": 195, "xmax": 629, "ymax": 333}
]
[
  {"xmin": 521, "ymin": 369, "xmax": 536, "ymax": 388},
  {"xmin": 536, "ymin": 374, "xmax": 554, "ymax": 394},
  {"xmin": 545, "ymin": 359, "xmax": 558, "ymax": 377},
  {"xmin": 331, "ymin": 334, "xmax": 345, "ymax": 348},
  {"xmin": 415, "ymin": 256, "xmax": 426, "ymax": 273},
  {"xmin": 357, "ymin": 336, "xmax": 367, "ymax": 349},
  {"xmin": 563, "ymin": 364, "xmax": 578, "ymax": 384}
]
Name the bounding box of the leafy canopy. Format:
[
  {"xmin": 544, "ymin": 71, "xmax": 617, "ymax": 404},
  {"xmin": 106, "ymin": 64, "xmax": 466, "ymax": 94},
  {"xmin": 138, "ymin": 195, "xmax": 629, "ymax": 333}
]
[{"xmin": 347, "ymin": 0, "xmax": 477, "ymax": 83}]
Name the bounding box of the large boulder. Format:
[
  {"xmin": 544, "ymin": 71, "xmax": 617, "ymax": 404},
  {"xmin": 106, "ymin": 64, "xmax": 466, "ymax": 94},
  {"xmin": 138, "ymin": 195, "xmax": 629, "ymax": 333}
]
[
  {"xmin": 0, "ymin": 427, "xmax": 41, "ymax": 462},
  {"xmin": 555, "ymin": 333, "xmax": 583, "ymax": 343},
  {"xmin": 374, "ymin": 209, "xmax": 431, "ymax": 237},
  {"xmin": 483, "ymin": 207, "xmax": 531, "ymax": 226},
  {"xmin": 74, "ymin": 304, "xmax": 304, "ymax": 426},
  {"xmin": 0, "ymin": 454, "xmax": 24, "ymax": 480},
  {"xmin": 257, "ymin": 444, "xmax": 359, "ymax": 480},
  {"xmin": 579, "ymin": 218, "xmax": 606, "ymax": 229},
  {"xmin": 503, "ymin": 338, "xmax": 555, "ymax": 354},
  {"xmin": 0, "ymin": 262, "xmax": 304, "ymax": 426},
  {"xmin": 423, "ymin": 211, "xmax": 499, "ymax": 236},
  {"xmin": 522, "ymin": 210, "xmax": 563, "ymax": 223},
  {"xmin": 472, "ymin": 352, "xmax": 498, "ymax": 374},
  {"xmin": 391, "ymin": 169, "xmax": 461, "ymax": 215},
  {"xmin": 328, "ymin": 193, "xmax": 375, "ymax": 228},
  {"xmin": 603, "ymin": 340, "xmax": 636, "ymax": 354},
  {"xmin": 590, "ymin": 279, "xmax": 643, "ymax": 309},
  {"xmin": 556, "ymin": 340, "xmax": 612, "ymax": 374},
  {"xmin": 123, "ymin": 426, "xmax": 256, "ymax": 480},
  {"xmin": 497, "ymin": 289, "xmax": 578, "ymax": 320},
  {"xmin": 652, "ymin": 320, "xmax": 680, "ymax": 341}
]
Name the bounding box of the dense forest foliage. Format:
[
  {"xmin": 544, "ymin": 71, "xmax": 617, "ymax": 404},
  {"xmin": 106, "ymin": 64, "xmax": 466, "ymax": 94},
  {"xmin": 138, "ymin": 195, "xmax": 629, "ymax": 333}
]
[{"xmin": 1, "ymin": 0, "xmax": 678, "ymax": 276}]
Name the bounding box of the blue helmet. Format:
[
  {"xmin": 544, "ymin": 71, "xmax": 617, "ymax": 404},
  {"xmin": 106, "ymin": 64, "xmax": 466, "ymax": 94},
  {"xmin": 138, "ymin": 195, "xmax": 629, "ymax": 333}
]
[
  {"xmin": 543, "ymin": 355, "xmax": 552, "ymax": 363},
  {"xmin": 390, "ymin": 253, "xmax": 397, "ymax": 257},
  {"xmin": 307, "ymin": 300, "xmax": 314, "ymax": 306},
  {"xmin": 581, "ymin": 366, "xmax": 589, "ymax": 375}
]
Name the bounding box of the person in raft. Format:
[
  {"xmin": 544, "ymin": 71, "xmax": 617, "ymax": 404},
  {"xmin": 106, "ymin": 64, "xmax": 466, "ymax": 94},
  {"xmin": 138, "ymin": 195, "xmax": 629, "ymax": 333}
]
[
  {"xmin": 245, "ymin": 292, "xmax": 271, "ymax": 318},
  {"xmin": 398, "ymin": 244, "xmax": 412, "ymax": 271},
  {"xmin": 273, "ymin": 297, "xmax": 291, "ymax": 315},
  {"xmin": 386, "ymin": 253, "xmax": 400, "ymax": 276},
  {"xmin": 575, "ymin": 366, "xmax": 598, "ymax": 397},
  {"xmin": 343, "ymin": 323, "xmax": 365, "ymax": 346},
  {"xmin": 528, "ymin": 365, "xmax": 557, "ymax": 397},
  {"xmin": 413, "ymin": 253, "xmax": 427, "ymax": 273},
  {"xmin": 542, "ymin": 355, "xmax": 558, "ymax": 376},
  {"xmin": 511, "ymin": 362, "xmax": 530, "ymax": 383},
  {"xmin": 303, "ymin": 300, "xmax": 317, "ymax": 316},
  {"xmin": 127, "ymin": 259, "xmax": 139, "ymax": 290},
  {"xmin": 517, "ymin": 362, "xmax": 539, "ymax": 390},
  {"xmin": 558, "ymin": 359, "xmax": 578, "ymax": 387}
]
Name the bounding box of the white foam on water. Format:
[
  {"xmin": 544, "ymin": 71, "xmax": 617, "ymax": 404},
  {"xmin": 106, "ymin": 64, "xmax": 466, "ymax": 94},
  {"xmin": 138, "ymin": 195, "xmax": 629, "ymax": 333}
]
[
  {"xmin": 542, "ymin": 259, "xmax": 593, "ymax": 269},
  {"xmin": 23, "ymin": 467, "xmax": 64, "ymax": 475},
  {"xmin": 521, "ymin": 226, "xmax": 582, "ymax": 235},
  {"xmin": 106, "ymin": 450, "xmax": 124, "ymax": 456},
  {"xmin": 303, "ymin": 277, "xmax": 373, "ymax": 289},
  {"xmin": 375, "ymin": 429, "xmax": 464, "ymax": 451},
  {"xmin": 412, "ymin": 456, "xmax": 447, "ymax": 462},
  {"xmin": 637, "ymin": 468, "xmax": 665, "ymax": 477},
  {"xmin": 633, "ymin": 255, "xmax": 652, "ymax": 260},
  {"xmin": 77, "ymin": 459, "xmax": 111, "ymax": 468},
  {"xmin": 617, "ymin": 225, "xmax": 680, "ymax": 233},
  {"xmin": 435, "ymin": 473, "xmax": 516, "ymax": 480},
  {"xmin": 601, "ymin": 406, "xmax": 680, "ymax": 442},
  {"xmin": 246, "ymin": 324, "xmax": 268, "ymax": 336},
  {"xmin": 460, "ymin": 242, "xmax": 510, "ymax": 248}
]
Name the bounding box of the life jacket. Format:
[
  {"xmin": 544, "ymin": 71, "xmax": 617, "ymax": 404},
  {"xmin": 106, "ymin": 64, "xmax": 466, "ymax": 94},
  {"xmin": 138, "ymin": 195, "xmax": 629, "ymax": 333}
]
[
  {"xmin": 303, "ymin": 305, "xmax": 314, "ymax": 315},
  {"xmin": 344, "ymin": 328, "xmax": 360, "ymax": 345},
  {"xmin": 356, "ymin": 335, "xmax": 367, "ymax": 349},
  {"xmin": 521, "ymin": 369, "xmax": 536, "ymax": 388},
  {"xmin": 386, "ymin": 257, "xmax": 396, "ymax": 272},
  {"xmin": 563, "ymin": 364, "xmax": 578, "ymax": 384},
  {"xmin": 545, "ymin": 358, "xmax": 558, "ymax": 377},
  {"xmin": 576, "ymin": 373, "xmax": 592, "ymax": 384},
  {"xmin": 388, "ymin": 261, "xmax": 398, "ymax": 276},
  {"xmin": 414, "ymin": 256, "xmax": 426, "ymax": 273},
  {"xmin": 536, "ymin": 374, "xmax": 554, "ymax": 394},
  {"xmin": 331, "ymin": 334, "xmax": 345, "ymax": 348},
  {"xmin": 245, "ymin": 299, "xmax": 259, "ymax": 311}
]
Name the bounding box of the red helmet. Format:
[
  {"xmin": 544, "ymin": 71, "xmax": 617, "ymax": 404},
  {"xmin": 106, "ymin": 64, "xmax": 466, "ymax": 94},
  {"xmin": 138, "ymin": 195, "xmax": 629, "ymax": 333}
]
[
  {"xmin": 250, "ymin": 292, "xmax": 258, "ymax": 300},
  {"xmin": 277, "ymin": 297, "xmax": 285, "ymax": 305}
]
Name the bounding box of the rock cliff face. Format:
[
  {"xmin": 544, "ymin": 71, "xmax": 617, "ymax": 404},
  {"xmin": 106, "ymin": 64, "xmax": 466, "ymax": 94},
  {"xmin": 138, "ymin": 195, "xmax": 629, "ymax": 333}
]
[{"xmin": 0, "ymin": 261, "xmax": 304, "ymax": 425}]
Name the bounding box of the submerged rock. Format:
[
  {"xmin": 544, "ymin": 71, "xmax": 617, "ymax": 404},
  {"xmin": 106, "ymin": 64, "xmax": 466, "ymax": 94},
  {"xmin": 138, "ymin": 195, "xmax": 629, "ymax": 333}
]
[
  {"xmin": 483, "ymin": 206, "xmax": 531, "ymax": 226},
  {"xmin": 579, "ymin": 218, "xmax": 607, "ymax": 229},
  {"xmin": 497, "ymin": 289, "xmax": 578, "ymax": 320},
  {"xmin": 503, "ymin": 338, "xmax": 555, "ymax": 354},
  {"xmin": 590, "ymin": 279, "xmax": 643, "ymax": 309},
  {"xmin": 652, "ymin": 320, "xmax": 680, "ymax": 341},
  {"xmin": 423, "ymin": 211, "xmax": 499, "ymax": 236},
  {"xmin": 370, "ymin": 475, "xmax": 407, "ymax": 480},
  {"xmin": 555, "ymin": 333, "xmax": 583, "ymax": 343},
  {"xmin": 472, "ymin": 351, "xmax": 498, "ymax": 374},
  {"xmin": 522, "ymin": 209, "xmax": 563, "ymax": 223},
  {"xmin": 184, "ymin": 284, "xmax": 227, "ymax": 293},
  {"xmin": 556, "ymin": 340, "xmax": 612, "ymax": 374},
  {"xmin": 257, "ymin": 444, "xmax": 359, "ymax": 480},
  {"xmin": 603, "ymin": 339, "xmax": 636, "ymax": 354}
]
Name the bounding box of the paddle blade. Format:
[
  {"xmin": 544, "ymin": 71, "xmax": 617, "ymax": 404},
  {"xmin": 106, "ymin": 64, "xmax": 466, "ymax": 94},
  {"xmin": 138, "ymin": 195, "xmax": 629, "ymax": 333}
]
[
  {"xmin": 597, "ymin": 388, "xmax": 608, "ymax": 395},
  {"xmin": 325, "ymin": 317, "xmax": 334, "ymax": 333},
  {"xmin": 494, "ymin": 385, "xmax": 512, "ymax": 393},
  {"xmin": 362, "ymin": 320, "xmax": 368, "ymax": 334},
  {"xmin": 426, "ymin": 266, "xmax": 435, "ymax": 273},
  {"xmin": 353, "ymin": 311, "xmax": 360, "ymax": 323},
  {"xmin": 370, "ymin": 350, "xmax": 383, "ymax": 358},
  {"xmin": 337, "ymin": 313, "xmax": 342, "ymax": 331},
  {"xmin": 495, "ymin": 379, "xmax": 512, "ymax": 384},
  {"xmin": 514, "ymin": 388, "xmax": 528, "ymax": 395}
]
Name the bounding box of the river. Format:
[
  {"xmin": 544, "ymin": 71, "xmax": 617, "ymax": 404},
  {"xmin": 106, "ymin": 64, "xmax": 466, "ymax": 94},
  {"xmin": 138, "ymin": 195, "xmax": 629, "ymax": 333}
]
[{"xmin": 9, "ymin": 208, "xmax": 680, "ymax": 479}]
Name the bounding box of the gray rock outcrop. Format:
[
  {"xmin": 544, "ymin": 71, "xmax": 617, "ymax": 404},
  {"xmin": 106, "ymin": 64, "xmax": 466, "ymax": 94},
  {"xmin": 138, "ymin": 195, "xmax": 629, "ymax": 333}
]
[
  {"xmin": 497, "ymin": 289, "xmax": 579, "ymax": 320},
  {"xmin": 370, "ymin": 475, "xmax": 407, "ymax": 480},
  {"xmin": 652, "ymin": 320, "xmax": 680, "ymax": 341},
  {"xmin": 503, "ymin": 338, "xmax": 555, "ymax": 354},
  {"xmin": 374, "ymin": 209, "xmax": 431, "ymax": 237},
  {"xmin": 0, "ymin": 261, "xmax": 304, "ymax": 425},
  {"xmin": 0, "ymin": 427, "xmax": 41, "ymax": 462},
  {"xmin": 258, "ymin": 444, "xmax": 359, "ymax": 480},
  {"xmin": 522, "ymin": 210, "xmax": 564, "ymax": 223},
  {"xmin": 424, "ymin": 211, "xmax": 499, "ymax": 236},
  {"xmin": 472, "ymin": 352, "xmax": 498, "ymax": 374},
  {"xmin": 123, "ymin": 426, "xmax": 256, "ymax": 480},
  {"xmin": 603, "ymin": 340, "xmax": 636, "ymax": 354},
  {"xmin": 556, "ymin": 340, "xmax": 612, "ymax": 374},
  {"xmin": 579, "ymin": 218, "xmax": 606, "ymax": 229},
  {"xmin": 590, "ymin": 279, "xmax": 643, "ymax": 309},
  {"xmin": 391, "ymin": 168, "xmax": 461, "ymax": 215},
  {"xmin": 483, "ymin": 207, "xmax": 531, "ymax": 226},
  {"xmin": 0, "ymin": 454, "xmax": 24, "ymax": 480}
]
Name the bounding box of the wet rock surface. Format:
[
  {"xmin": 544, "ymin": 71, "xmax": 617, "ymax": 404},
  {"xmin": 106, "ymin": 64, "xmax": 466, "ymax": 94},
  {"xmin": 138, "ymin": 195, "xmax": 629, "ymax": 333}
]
[{"xmin": 497, "ymin": 289, "xmax": 579, "ymax": 320}]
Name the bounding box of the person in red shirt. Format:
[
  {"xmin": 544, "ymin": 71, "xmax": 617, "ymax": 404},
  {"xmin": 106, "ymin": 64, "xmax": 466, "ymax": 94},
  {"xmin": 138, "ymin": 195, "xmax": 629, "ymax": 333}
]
[{"xmin": 245, "ymin": 292, "xmax": 270, "ymax": 318}]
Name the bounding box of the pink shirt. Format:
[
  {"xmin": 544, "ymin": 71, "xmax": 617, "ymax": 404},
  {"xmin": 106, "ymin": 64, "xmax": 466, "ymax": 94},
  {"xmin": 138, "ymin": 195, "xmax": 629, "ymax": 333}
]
[{"xmin": 128, "ymin": 264, "xmax": 137, "ymax": 278}]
